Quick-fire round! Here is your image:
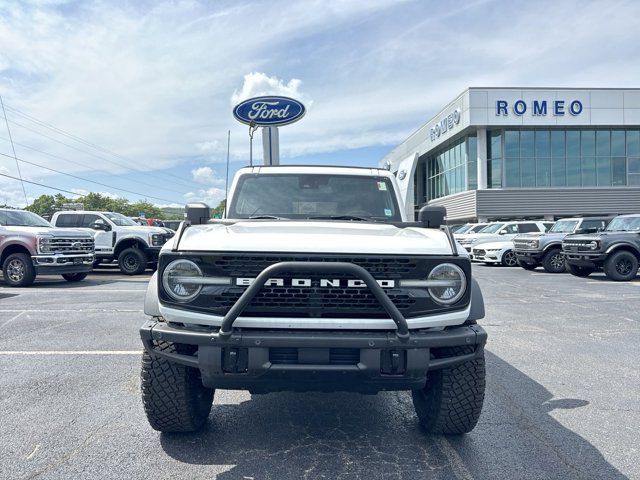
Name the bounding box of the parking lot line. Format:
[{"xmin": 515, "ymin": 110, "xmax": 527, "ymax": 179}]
[{"xmin": 0, "ymin": 350, "xmax": 141, "ymax": 355}]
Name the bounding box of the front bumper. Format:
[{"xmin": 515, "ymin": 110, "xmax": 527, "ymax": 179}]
[
  {"xmin": 563, "ymin": 251, "xmax": 607, "ymax": 267},
  {"xmin": 140, "ymin": 320, "xmax": 487, "ymax": 393},
  {"xmin": 514, "ymin": 250, "xmax": 544, "ymax": 264},
  {"xmin": 32, "ymin": 254, "xmax": 93, "ymax": 274}
]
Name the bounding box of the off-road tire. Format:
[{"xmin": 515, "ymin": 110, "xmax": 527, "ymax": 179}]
[
  {"xmin": 2, "ymin": 252, "xmax": 36, "ymax": 287},
  {"xmin": 141, "ymin": 342, "xmax": 214, "ymax": 432},
  {"xmin": 604, "ymin": 250, "xmax": 639, "ymax": 282},
  {"xmin": 542, "ymin": 249, "xmax": 566, "ymax": 273},
  {"xmin": 517, "ymin": 259, "xmax": 537, "ymax": 270},
  {"xmin": 62, "ymin": 272, "xmax": 88, "ymax": 282},
  {"xmin": 412, "ymin": 346, "xmax": 485, "ymax": 435},
  {"xmin": 566, "ymin": 263, "xmax": 594, "ymax": 278},
  {"xmin": 118, "ymin": 248, "xmax": 147, "ymax": 275},
  {"xmin": 501, "ymin": 250, "xmax": 518, "ymax": 267}
]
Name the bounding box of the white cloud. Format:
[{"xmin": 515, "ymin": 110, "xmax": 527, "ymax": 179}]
[
  {"xmin": 191, "ymin": 166, "xmax": 225, "ymax": 186},
  {"xmin": 184, "ymin": 186, "xmax": 226, "ymax": 207},
  {"xmin": 231, "ymin": 72, "xmax": 305, "ymax": 105}
]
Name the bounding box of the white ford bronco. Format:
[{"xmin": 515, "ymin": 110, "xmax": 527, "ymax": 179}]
[
  {"xmin": 140, "ymin": 166, "xmax": 487, "ymax": 434},
  {"xmin": 50, "ymin": 211, "xmax": 173, "ymax": 275}
]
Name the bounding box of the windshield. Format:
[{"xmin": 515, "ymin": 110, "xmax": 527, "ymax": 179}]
[
  {"xmin": 455, "ymin": 224, "xmax": 474, "ymax": 234},
  {"xmin": 103, "ymin": 212, "xmax": 138, "ymax": 226},
  {"xmin": 550, "ymin": 220, "xmax": 579, "ymax": 233},
  {"xmin": 229, "ymin": 173, "xmax": 402, "ymax": 221},
  {"xmin": 606, "ymin": 216, "xmax": 640, "ymax": 232},
  {"xmin": 479, "ymin": 223, "xmax": 505, "ymax": 234},
  {"xmin": 0, "ymin": 209, "xmax": 52, "ymax": 227},
  {"xmin": 471, "ymin": 224, "xmax": 488, "ymax": 233}
]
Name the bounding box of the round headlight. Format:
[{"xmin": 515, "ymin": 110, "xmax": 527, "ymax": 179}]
[
  {"xmin": 588, "ymin": 241, "xmax": 599, "ymax": 250},
  {"xmin": 162, "ymin": 259, "xmax": 202, "ymax": 302},
  {"xmin": 427, "ymin": 263, "xmax": 467, "ymax": 305}
]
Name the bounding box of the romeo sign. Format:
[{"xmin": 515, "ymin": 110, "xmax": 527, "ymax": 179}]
[{"xmin": 233, "ymin": 96, "xmax": 306, "ymax": 127}]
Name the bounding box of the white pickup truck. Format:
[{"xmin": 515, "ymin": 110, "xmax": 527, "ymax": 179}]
[
  {"xmin": 139, "ymin": 166, "xmax": 487, "ymax": 434},
  {"xmin": 51, "ymin": 211, "xmax": 173, "ymax": 275}
]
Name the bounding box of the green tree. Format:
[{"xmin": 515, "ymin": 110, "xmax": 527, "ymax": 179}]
[{"xmin": 211, "ymin": 199, "xmax": 226, "ymax": 218}]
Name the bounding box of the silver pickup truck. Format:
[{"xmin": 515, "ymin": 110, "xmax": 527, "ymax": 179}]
[{"xmin": 0, "ymin": 209, "xmax": 94, "ymax": 287}]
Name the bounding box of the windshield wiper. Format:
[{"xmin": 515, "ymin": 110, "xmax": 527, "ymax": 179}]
[
  {"xmin": 248, "ymin": 215, "xmax": 287, "ymax": 220},
  {"xmin": 308, "ymin": 215, "xmax": 373, "ymax": 222}
]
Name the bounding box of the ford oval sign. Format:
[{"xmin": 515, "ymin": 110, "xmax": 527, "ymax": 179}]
[{"xmin": 233, "ymin": 96, "xmax": 305, "ymax": 127}]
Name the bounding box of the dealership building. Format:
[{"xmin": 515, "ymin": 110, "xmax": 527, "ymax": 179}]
[{"xmin": 380, "ymin": 88, "xmax": 640, "ymax": 221}]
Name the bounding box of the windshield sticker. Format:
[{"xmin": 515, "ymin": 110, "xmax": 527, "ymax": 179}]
[
  {"xmin": 384, "ymin": 208, "xmax": 392, "ymax": 217},
  {"xmin": 377, "ymin": 181, "xmax": 387, "ymax": 191}
]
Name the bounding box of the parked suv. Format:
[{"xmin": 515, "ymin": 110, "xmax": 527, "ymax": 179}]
[
  {"xmin": 140, "ymin": 166, "xmax": 487, "ymax": 434},
  {"xmin": 1, "ymin": 209, "xmax": 94, "ymax": 287},
  {"xmin": 457, "ymin": 221, "xmax": 551, "ymax": 252},
  {"xmin": 514, "ymin": 217, "xmax": 611, "ymax": 273},
  {"xmin": 562, "ymin": 214, "xmax": 640, "ymax": 281},
  {"xmin": 51, "ymin": 211, "xmax": 173, "ymax": 275}
]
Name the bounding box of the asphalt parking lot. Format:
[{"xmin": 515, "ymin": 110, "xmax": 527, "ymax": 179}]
[{"xmin": 0, "ymin": 264, "xmax": 638, "ymax": 480}]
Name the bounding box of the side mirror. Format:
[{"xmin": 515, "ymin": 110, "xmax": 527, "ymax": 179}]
[
  {"xmin": 498, "ymin": 230, "xmax": 506, "ymax": 235},
  {"xmin": 186, "ymin": 202, "xmax": 211, "ymax": 225},
  {"xmin": 92, "ymin": 220, "xmax": 110, "ymax": 231},
  {"xmin": 418, "ymin": 206, "xmax": 446, "ymax": 228}
]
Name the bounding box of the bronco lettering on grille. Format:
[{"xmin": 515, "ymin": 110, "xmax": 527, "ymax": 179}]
[{"xmin": 235, "ymin": 278, "xmax": 396, "ymax": 288}]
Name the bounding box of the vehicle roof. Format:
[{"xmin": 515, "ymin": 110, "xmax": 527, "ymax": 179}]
[
  {"xmin": 236, "ymin": 165, "xmax": 393, "ymax": 177},
  {"xmin": 53, "ymin": 210, "xmax": 114, "ymax": 215},
  {"xmin": 557, "ymin": 216, "xmax": 614, "ymax": 220},
  {"xmin": 612, "ymin": 214, "xmax": 640, "ymax": 218}
]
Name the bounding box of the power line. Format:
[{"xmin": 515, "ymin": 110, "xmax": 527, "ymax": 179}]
[
  {"xmin": 0, "ymin": 151, "xmax": 184, "ymax": 204},
  {"xmin": 3, "ymin": 104, "xmax": 203, "ymax": 188},
  {"xmin": 0, "ymin": 96, "xmax": 28, "ymax": 205},
  {"xmin": 0, "ymin": 171, "xmax": 80, "ymax": 196},
  {"xmin": 0, "ymin": 135, "xmax": 186, "ymax": 203},
  {"xmin": 5, "ymin": 118, "xmax": 193, "ymax": 196}
]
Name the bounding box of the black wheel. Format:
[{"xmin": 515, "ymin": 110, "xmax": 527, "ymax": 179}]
[
  {"xmin": 542, "ymin": 249, "xmax": 566, "ymax": 273},
  {"xmin": 2, "ymin": 252, "xmax": 36, "ymax": 287},
  {"xmin": 118, "ymin": 248, "xmax": 147, "ymax": 275},
  {"xmin": 566, "ymin": 263, "xmax": 595, "ymax": 278},
  {"xmin": 604, "ymin": 250, "xmax": 639, "ymax": 281},
  {"xmin": 517, "ymin": 259, "xmax": 537, "ymax": 270},
  {"xmin": 62, "ymin": 272, "xmax": 88, "ymax": 282},
  {"xmin": 141, "ymin": 342, "xmax": 214, "ymax": 432},
  {"xmin": 501, "ymin": 250, "xmax": 518, "ymax": 267},
  {"xmin": 412, "ymin": 346, "xmax": 485, "ymax": 434}
]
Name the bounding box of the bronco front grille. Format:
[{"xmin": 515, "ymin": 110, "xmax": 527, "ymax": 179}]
[
  {"xmin": 210, "ymin": 255, "xmax": 418, "ymax": 278},
  {"xmin": 513, "ymin": 239, "xmax": 537, "ymax": 250},
  {"xmin": 159, "ymin": 253, "xmax": 471, "ymax": 319}
]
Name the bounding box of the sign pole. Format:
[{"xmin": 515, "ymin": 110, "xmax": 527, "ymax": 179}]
[{"xmin": 261, "ymin": 126, "xmax": 279, "ymax": 165}]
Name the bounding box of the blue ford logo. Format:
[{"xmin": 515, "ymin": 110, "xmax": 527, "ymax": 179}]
[{"xmin": 233, "ymin": 96, "xmax": 305, "ymax": 127}]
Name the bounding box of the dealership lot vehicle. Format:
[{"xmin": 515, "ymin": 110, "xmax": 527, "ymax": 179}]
[
  {"xmin": 470, "ymin": 240, "xmax": 517, "ymax": 266},
  {"xmin": 141, "ymin": 165, "xmax": 487, "ymax": 434},
  {"xmin": 0, "ymin": 266, "xmax": 637, "ymax": 479},
  {"xmin": 453, "ymin": 222, "xmax": 488, "ymax": 239},
  {"xmin": 514, "ymin": 217, "xmax": 612, "ymax": 273},
  {"xmin": 51, "ymin": 211, "xmax": 173, "ymax": 275},
  {"xmin": 563, "ymin": 214, "xmax": 640, "ymax": 281},
  {"xmin": 0, "ymin": 208, "xmax": 94, "ymax": 287},
  {"xmin": 457, "ymin": 221, "xmax": 550, "ymax": 252}
]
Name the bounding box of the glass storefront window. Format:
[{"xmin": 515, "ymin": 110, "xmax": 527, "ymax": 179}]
[{"xmin": 423, "ymin": 127, "xmax": 638, "ymax": 202}]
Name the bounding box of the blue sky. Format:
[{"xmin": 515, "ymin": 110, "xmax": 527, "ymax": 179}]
[{"xmin": 1, "ymin": 0, "xmax": 640, "ymax": 208}]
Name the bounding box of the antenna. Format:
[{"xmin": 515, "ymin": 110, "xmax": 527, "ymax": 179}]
[
  {"xmin": 0, "ymin": 96, "xmax": 28, "ymax": 206},
  {"xmin": 248, "ymin": 120, "xmax": 258, "ymax": 166},
  {"xmin": 224, "ymin": 129, "xmax": 230, "ymax": 217}
]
